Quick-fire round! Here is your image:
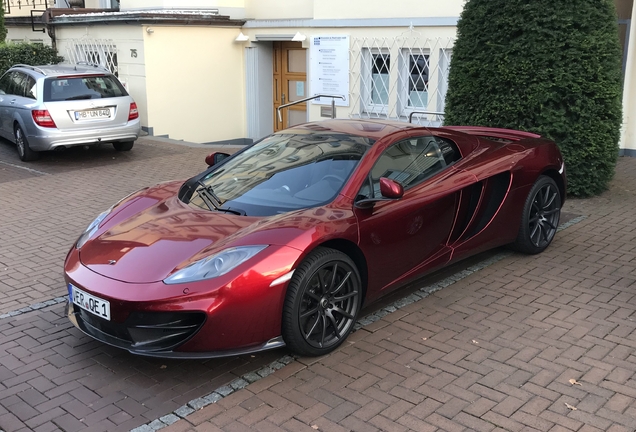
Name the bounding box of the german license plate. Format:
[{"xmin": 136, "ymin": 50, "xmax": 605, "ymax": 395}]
[
  {"xmin": 68, "ymin": 283, "xmax": 111, "ymax": 321},
  {"xmin": 74, "ymin": 108, "xmax": 111, "ymax": 120}
]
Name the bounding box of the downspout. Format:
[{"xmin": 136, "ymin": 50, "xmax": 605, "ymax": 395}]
[{"xmin": 42, "ymin": 9, "xmax": 57, "ymax": 52}]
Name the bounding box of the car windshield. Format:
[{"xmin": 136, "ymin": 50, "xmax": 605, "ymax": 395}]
[
  {"xmin": 189, "ymin": 131, "xmax": 374, "ymax": 216},
  {"xmin": 43, "ymin": 75, "xmax": 128, "ymax": 102}
]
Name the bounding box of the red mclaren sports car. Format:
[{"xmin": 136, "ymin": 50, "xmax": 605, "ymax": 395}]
[{"xmin": 64, "ymin": 119, "xmax": 565, "ymax": 358}]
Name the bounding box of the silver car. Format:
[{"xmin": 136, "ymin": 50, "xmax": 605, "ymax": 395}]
[{"xmin": 0, "ymin": 64, "xmax": 140, "ymax": 161}]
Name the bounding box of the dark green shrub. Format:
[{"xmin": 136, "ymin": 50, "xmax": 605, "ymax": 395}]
[
  {"xmin": 0, "ymin": 43, "xmax": 63, "ymax": 76},
  {"xmin": 444, "ymin": 0, "xmax": 623, "ymax": 196}
]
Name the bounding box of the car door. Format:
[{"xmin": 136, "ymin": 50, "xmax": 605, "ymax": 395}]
[
  {"xmin": 0, "ymin": 71, "xmax": 32, "ymax": 140},
  {"xmin": 354, "ymin": 133, "xmax": 473, "ymax": 301},
  {"xmin": 0, "ymin": 71, "xmax": 18, "ymax": 139}
]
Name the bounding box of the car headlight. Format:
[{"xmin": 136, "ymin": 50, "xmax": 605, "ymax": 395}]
[
  {"xmin": 75, "ymin": 209, "xmax": 112, "ymax": 250},
  {"xmin": 164, "ymin": 245, "xmax": 268, "ymax": 285}
]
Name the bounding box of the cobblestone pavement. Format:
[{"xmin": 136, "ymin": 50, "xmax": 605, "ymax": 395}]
[{"xmin": 1, "ymin": 136, "xmax": 635, "ymax": 431}]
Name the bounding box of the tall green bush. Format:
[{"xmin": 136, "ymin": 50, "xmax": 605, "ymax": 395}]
[
  {"xmin": 444, "ymin": 0, "xmax": 623, "ymax": 196},
  {"xmin": 0, "ymin": 43, "xmax": 63, "ymax": 76}
]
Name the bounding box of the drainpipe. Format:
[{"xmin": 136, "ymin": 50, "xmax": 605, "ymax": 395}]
[{"xmin": 42, "ymin": 9, "xmax": 57, "ymax": 52}]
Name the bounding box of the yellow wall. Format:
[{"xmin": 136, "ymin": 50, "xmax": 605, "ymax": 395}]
[
  {"xmin": 143, "ymin": 26, "xmax": 246, "ymax": 142},
  {"xmin": 314, "ymin": 0, "xmax": 464, "ymax": 19},
  {"xmin": 244, "ymin": 0, "xmax": 313, "ymax": 19}
]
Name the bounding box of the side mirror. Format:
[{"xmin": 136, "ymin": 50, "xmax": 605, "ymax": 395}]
[
  {"xmin": 205, "ymin": 152, "xmax": 230, "ymax": 167},
  {"xmin": 355, "ymin": 177, "xmax": 404, "ymax": 208},
  {"xmin": 379, "ymin": 177, "xmax": 404, "ymax": 199}
]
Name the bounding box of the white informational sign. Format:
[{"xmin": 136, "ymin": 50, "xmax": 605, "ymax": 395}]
[{"xmin": 310, "ymin": 35, "xmax": 350, "ymax": 107}]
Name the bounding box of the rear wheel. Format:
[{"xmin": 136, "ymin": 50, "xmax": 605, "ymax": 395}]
[
  {"xmin": 15, "ymin": 125, "xmax": 39, "ymax": 162},
  {"xmin": 282, "ymin": 247, "xmax": 362, "ymax": 356},
  {"xmin": 113, "ymin": 141, "xmax": 134, "ymax": 151},
  {"xmin": 513, "ymin": 176, "xmax": 561, "ymax": 254}
]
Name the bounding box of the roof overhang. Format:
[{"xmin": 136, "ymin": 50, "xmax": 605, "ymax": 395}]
[{"xmin": 44, "ymin": 8, "xmax": 245, "ymax": 27}]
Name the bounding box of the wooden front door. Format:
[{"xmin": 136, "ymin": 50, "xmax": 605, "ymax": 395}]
[{"xmin": 273, "ymin": 42, "xmax": 307, "ymax": 132}]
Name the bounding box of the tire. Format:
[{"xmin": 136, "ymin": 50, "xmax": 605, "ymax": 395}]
[
  {"xmin": 14, "ymin": 125, "xmax": 39, "ymax": 162},
  {"xmin": 282, "ymin": 247, "xmax": 362, "ymax": 356},
  {"xmin": 113, "ymin": 141, "xmax": 134, "ymax": 151},
  {"xmin": 512, "ymin": 175, "xmax": 561, "ymax": 254}
]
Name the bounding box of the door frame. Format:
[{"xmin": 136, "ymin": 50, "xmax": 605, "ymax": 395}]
[{"xmin": 273, "ymin": 41, "xmax": 307, "ymax": 131}]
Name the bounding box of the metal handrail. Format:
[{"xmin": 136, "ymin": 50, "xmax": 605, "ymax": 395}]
[
  {"xmin": 408, "ymin": 110, "xmax": 445, "ymax": 123},
  {"xmin": 277, "ymin": 94, "xmax": 346, "ymax": 123}
]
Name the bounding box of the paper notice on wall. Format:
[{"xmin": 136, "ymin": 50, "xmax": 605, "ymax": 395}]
[{"xmin": 310, "ymin": 35, "xmax": 350, "ymax": 106}]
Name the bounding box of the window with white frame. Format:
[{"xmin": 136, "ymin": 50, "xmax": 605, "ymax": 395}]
[
  {"xmin": 399, "ymin": 49, "xmax": 430, "ymax": 114},
  {"xmin": 361, "ymin": 49, "xmax": 390, "ymax": 115}
]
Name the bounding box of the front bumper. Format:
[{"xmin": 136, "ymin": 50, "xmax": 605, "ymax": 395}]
[
  {"xmin": 66, "ymin": 301, "xmax": 286, "ymax": 358},
  {"xmin": 64, "ymin": 244, "xmax": 301, "ymax": 358},
  {"xmin": 27, "ymin": 119, "xmax": 141, "ymax": 151}
]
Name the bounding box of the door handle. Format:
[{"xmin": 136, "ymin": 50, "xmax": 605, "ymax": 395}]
[
  {"xmin": 10, "ymin": 99, "xmax": 16, "ymax": 104},
  {"xmin": 282, "ymin": 93, "xmax": 286, "ymax": 104}
]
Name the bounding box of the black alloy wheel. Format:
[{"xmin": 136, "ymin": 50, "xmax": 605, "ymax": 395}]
[
  {"xmin": 282, "ymin": 247, "xmax": 362, "ymax": 356},
  {"xmin": 513, "ymin": 175, "xmax": 561, "ymax": 254},
  {"xmin": 15, "ymin": 125, "xmax": 39, "ymax": 162}
]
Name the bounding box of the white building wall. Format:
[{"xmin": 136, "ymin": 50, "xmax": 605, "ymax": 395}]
[
  {"xmin": 313, "ymin": 0, "xmax": 464, "ymax": 19},
  {"xmin": 244, "ymin": 0, "xmax": 313, "ymax": 20},
  {"xmin": 619, "ymin": 7, "xmax": 636, "ymax": 155}
]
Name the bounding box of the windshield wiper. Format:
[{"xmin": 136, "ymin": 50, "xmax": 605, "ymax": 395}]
[{"xmin": 196, "ymin": 181, "xmax": 246, "ymax": 216}]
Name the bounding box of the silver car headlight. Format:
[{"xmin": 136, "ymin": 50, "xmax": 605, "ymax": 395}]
[
  {"xmin": 76, "ymin": 209, "xmax": 112, "ymax": 250},
  {"xmin": 163, "ymin": 245, "xmax": 268, "ymax": 285}
]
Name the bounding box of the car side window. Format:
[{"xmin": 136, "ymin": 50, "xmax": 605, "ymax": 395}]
[
  {"xmin": 6, "ymin": 72, "xmax": 28, "ymax": 97},
  {"xmin": 357, "ymin": 135, "xmax": 461, "ymax": 200},
  {"xmin": 0, "ymin": 72, "xmax": 19, "ymax": 95},
  {"xmin": 0, "ymin": 72, "xmax": 12, "ymax": 95},
  {"xmin": 24, "ymin": 75, "xmax": 37, "ymax": 99}
]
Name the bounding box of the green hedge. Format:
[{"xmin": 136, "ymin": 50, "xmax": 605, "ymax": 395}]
[
  {"xmin": 444, "ymin": 0, "xmax": 623, "ymax": 197},
  {"xmin": 0, "ymin": 43, "xmax": 63, "ymax": 77}
]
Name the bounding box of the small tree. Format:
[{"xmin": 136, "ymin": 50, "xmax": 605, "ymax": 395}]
[
  {"xmin": 444, "ymin": 0, "xmax": 623, "ymax": 196},
  {"xmin": 0, "ymin": 0, "xmax": 7, "ymax": 43}
]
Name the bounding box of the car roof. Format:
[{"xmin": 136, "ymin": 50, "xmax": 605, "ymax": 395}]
[
  {"xmin": 9, "ymin": 63, "xmax": 110, "ymax": 77},
  {"xmin": 287, "ymin": 118, "xmax": 425, "ymax": 141}
]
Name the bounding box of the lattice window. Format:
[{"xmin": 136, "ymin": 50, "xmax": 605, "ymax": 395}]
[
  {"xmin": 65, "ymin": 39, "xmax": 119, "ymax": 77},
  {"xmin": 360, "ymin": 49, "xmax": 391, "ymax": 116},
  {"xmin": 350, "ymin": 27, "xmax": 454, "ymax": 127}
]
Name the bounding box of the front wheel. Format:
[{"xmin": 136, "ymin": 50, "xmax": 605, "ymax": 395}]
[
  {"xmin": 282, "ymin": 247, "xmax": 362, "ymax": 357},
  {"xmin": 512, "ymin": 175, "xmax": 561, "ymax": 254},
  {"xmin": 15, "ymin": 125, "xmax": 39, "ymax": 161},
  {"xmin": 113, "ymin": 141, "xmax": 134, "ymax": 151}
]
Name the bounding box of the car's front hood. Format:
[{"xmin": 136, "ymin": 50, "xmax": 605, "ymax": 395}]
[
  {"xmin": 78, "ymin": 187, "xmax": 353, "ymax": 283},
  {"xmin": 79, "ymin": 192, "xmax": 269, "ymax": 283}
]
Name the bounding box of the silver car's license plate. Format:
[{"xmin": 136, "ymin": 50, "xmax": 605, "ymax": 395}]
[
  {"xmin": 75, "ymin": 109, "xmax": 111, "ymax": 120},
  {"xmin": 68, "ymin": 283, "xmax": 111, "ymax": 321}
]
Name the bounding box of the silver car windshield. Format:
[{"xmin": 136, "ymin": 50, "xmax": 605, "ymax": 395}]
[{"xmin": 190, "ymin": 132, "xmax": 373, "ymax": 216}]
